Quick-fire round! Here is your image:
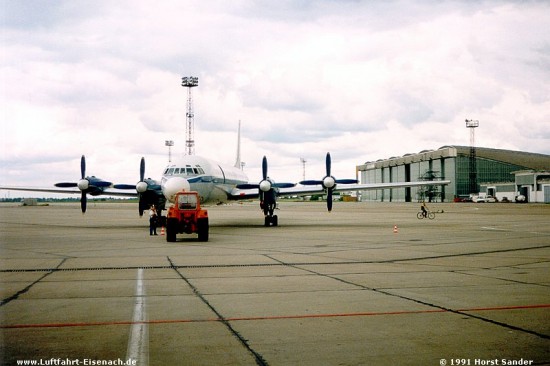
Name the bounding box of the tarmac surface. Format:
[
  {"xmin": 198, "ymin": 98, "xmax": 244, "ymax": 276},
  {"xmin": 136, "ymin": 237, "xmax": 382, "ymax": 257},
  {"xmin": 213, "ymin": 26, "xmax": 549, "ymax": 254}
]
[{"xmin": 0, "ymin": 201, "xmax": 549, "ymax": 366}]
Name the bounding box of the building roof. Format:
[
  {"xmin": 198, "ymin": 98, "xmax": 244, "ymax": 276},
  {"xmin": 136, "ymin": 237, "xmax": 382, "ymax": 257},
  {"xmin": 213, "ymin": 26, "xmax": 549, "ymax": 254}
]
[{"xmin": 358, "ymin": 145, "xmax": 550, "ymax": 170}]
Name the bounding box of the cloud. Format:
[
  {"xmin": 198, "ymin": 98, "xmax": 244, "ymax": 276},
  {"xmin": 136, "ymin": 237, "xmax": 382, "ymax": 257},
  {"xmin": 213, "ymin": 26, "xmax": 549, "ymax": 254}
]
[{"xmin": 1, "ymin": 0, "xmax": 549, "ymax": 195}]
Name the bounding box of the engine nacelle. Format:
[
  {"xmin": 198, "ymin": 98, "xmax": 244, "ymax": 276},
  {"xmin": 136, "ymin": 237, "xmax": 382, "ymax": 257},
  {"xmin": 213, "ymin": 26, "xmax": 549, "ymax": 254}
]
[{"xmin": 162, "ymin": 177, "xmax": 191, "ymax": 203}]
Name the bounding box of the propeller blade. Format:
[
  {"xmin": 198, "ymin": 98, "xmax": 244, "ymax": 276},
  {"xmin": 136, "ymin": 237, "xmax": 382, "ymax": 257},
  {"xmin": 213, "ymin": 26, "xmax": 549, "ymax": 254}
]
[
  {"xmin": 138, "ymin": 157, "xmax": 145, "ymax": 216},
  {"xmin": 335, "ymin": 179, "xmax": 358, "ymax": 184},
  {"xmin": 327, "ymin": 189, "xmax": 333, "ymax": 212},
  {"xmin": 262, "ymin": 156, "xmax": 268, "ymax": 180},
  {"xmin": 236, "ymin": 184, "xmax": 260, "ymax": 190},
  {"xmin": 55, "ymin": 182, "xmax": 78, "ymax": 188},
  {"xmin": 139, "ymin": 198, "xmax": 147, "ymax": 217},
  {"xmin": 81, "ymin": 192, "xmax": 87, "ymax": 213},
  {"xmin": 326, "ymin": 152, "xmax": 331, "ymax": 177},
  {"xmin": 80, "ymin": 155, "xmax": 86, "ymax": 179},
  {"xmin": 140, "ymin": 157, "xmax": 145, "ymax": 182},
  {"xmin": 300, "ymin": 180, "xmax": 323, "ymax": 186}
]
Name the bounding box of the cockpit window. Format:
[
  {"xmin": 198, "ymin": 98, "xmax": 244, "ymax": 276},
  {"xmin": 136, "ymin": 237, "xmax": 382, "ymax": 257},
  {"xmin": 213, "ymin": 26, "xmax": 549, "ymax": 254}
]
[{"xmin": 164, "ymin": 165, "xmax": 205, "ymax": 176}]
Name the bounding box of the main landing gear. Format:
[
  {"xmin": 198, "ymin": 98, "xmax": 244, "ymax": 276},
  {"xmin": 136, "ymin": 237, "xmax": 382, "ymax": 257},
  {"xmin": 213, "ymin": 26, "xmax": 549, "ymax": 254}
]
[
  {"xmin": 262, "ymin": 200, "xmax": 278, "ymax": 227},
  {"xmin": 264, "ymin": 214, "xmax": 278, "ymax": 227}
]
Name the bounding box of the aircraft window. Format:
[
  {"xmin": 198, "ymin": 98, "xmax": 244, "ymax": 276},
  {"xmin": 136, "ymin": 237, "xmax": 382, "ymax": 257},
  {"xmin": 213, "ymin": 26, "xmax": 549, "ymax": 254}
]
[
  {"xmin": 176, "ymin": 168, "xmax": 183, "ymax": 174},
  {"xmin": 193, "ymin": 168, "xmax": 199, "ymax": 174},
  {"xmin": 178, "ymin": 194, "xmax": 197, "ymax": 209},
  {"xmin": 196, "ymin": 166, "xmax": 205, "ymax": 174},
  {"xmin": 163, "ymin": 168, "xmax": 169, "ymax": 174},
  {"xmin": 168, "ymin": 168, "xmax": 175, "ymax": 175}
]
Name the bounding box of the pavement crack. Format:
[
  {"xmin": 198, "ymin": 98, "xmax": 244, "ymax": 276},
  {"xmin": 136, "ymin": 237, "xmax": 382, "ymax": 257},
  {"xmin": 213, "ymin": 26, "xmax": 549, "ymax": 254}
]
[
  {"xmin": 0, "ymin": 258, "xmax": 67, "ymax": 307},
  {"xmin": 279, "ymin": 259, "xmax": 550, "ymax": 341},
  {"xmin": 167, "ymin": 256, "xmax": 269, "ymax": 366}
]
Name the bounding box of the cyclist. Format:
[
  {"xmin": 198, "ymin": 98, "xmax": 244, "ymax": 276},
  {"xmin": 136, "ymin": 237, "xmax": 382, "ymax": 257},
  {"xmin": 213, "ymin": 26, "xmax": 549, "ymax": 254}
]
[{"xmin": 420, "ymin": 201, "xmax": 428, "ymax": 218}]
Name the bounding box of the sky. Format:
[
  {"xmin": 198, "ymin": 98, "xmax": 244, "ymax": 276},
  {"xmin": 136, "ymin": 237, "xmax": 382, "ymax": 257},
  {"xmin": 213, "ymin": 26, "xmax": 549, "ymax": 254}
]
[{"xmin": 1, "ymin": 0, "xmax": 550, "ymax": 197}]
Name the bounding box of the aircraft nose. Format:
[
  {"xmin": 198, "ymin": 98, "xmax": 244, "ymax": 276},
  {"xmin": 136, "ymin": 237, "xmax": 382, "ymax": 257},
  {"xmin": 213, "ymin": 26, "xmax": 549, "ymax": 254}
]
[{"xmin": 162, "ymin": 177, "xmax": 191, "ymax": 202}]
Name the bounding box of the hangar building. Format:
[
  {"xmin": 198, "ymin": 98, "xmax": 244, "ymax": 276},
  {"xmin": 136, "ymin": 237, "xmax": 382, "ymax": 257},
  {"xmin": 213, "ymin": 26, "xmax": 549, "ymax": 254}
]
[{"xmin": 356, "ymin": 146, "xmax": 550, "ymax": 203}]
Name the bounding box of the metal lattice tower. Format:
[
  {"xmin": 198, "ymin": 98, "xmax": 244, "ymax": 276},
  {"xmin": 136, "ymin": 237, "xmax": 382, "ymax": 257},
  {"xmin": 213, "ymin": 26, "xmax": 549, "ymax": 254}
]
[
  {"xmin": 165, "ymin": 140, "xmax": 174, "ymax": 162},
  {"xmin": 465, "ymin": 119, "xmax": 479, "ymax": 194},
  {"xmin": 182, "ymin": 76, "xmax": 198, "ymax": 155}
]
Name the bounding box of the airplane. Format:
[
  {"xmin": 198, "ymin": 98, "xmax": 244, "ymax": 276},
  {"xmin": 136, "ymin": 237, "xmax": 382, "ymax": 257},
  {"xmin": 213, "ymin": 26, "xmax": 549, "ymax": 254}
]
[{"xmin": 0, "ymin": 147, "xmax": 450, "ymax": 227}]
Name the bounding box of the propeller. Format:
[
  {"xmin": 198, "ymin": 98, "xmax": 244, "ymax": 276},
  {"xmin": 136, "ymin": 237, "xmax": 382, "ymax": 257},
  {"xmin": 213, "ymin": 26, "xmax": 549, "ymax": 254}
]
[
  {"xmin": 113, "ymin": 157, "xmax": 160, "ymax": 216},
  {"xmin": 299, "ymin": 152, "xmax": 358, "ymax": 212},
  {"xmin": 54, "ymin": 155, "xmax": 112, "ymax": 213},
  {"xmin": 236, "ymin": 156, "xmax": 295, "ymax": 191},
  {"xmin": 235, "ymin": 156, "xmax": 295, "ymax": 226}
]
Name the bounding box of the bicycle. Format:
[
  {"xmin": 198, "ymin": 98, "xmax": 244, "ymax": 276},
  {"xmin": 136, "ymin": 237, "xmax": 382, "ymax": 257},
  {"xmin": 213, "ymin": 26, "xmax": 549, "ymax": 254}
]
[{"xmin": 417, "ymin": 210, "xmax": 435, "ymax": 220}]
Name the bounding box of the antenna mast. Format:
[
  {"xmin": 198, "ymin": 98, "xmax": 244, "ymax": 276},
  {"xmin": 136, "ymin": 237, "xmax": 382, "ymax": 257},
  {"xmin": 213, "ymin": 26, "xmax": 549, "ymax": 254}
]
[{"xmin": 182, "ymin": 76, "xmax": 198, "ymax": 155}]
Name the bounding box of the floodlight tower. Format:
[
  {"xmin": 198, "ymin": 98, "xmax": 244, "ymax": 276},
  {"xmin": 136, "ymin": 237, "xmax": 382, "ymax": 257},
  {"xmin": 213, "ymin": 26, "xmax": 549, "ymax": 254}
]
[
  {"xmin": 300, "ymin": 157, "xmax": 307, "ymax": 182},
  {"xmin": 182, "ymin": 76, "xmax": 199, "ymax": 155},
  {"xmin": 465, "ymin": 119, "xmax": 479, "ymax": 194},
  {"xmin": 165, "ymin": 140, "xmax": 174, "ymax": 162}
]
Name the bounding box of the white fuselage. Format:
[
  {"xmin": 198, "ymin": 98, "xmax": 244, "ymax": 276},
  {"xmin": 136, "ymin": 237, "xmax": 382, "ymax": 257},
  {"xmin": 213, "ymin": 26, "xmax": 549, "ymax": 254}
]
[{"xmin": 160, "ymin": 155, "xmax": 248, "ymax": 204}]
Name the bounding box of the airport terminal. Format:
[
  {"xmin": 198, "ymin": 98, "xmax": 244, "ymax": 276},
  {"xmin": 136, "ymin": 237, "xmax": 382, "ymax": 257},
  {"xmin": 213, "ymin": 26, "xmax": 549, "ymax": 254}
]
[{"xmin": 357, "ymin": 145, "xmax": 550, "ymax": 203}]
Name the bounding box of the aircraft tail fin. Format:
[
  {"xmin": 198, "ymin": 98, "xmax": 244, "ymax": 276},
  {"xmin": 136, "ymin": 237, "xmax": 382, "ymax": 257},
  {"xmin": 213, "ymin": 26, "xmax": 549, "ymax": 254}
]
[{"xmin": 234, "ymin": 120, "xmax": 242, "ymax": 169}]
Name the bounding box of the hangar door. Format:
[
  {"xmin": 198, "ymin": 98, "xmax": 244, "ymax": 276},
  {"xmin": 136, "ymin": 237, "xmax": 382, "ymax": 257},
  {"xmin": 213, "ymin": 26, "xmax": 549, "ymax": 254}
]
[{"xmin": 545, "ymin": 186, "xmax": 550, "ymax": 203}]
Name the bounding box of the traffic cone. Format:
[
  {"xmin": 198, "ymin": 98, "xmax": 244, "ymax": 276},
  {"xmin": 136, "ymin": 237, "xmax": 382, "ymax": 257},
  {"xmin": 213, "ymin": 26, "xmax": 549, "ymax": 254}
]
[
  {"xmin": 161, "ymin": 226, "xmax": 165, "ymax": 236},
  {"xmin": 393, "ymin": 225, "xmax": 398, "ymax": 234}
]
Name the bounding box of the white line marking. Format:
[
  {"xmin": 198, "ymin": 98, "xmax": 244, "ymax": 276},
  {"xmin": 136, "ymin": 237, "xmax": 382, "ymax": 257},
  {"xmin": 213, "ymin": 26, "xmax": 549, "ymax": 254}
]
[
  {"xmin": 481, "ymin": 226, "xmax": 507, "ymax": 231},
  {"xmin": 126, "ymin": 268, "xmax": 149, "ymax": 366}
]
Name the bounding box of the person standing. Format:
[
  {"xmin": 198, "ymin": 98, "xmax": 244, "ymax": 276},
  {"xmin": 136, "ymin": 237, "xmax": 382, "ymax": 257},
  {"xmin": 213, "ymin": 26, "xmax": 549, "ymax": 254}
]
[{"xmin": 149, "ymin": 205, "xmax": 158, "ymax": 235}]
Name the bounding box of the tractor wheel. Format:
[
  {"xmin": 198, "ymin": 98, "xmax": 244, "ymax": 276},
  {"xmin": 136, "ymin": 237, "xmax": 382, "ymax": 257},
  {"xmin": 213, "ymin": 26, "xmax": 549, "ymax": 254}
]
[
  {"xmin": 198, "ymin": 218, "xmax": 209, "ymax": 242},
  {"xmin": 166, "ymin": 218, "xmax": 178, "ymax": 242}
]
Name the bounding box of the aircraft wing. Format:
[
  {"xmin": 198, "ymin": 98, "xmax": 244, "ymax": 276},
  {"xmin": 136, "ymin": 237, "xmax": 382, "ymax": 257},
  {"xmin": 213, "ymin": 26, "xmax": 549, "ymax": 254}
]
[
  {"xmin": 0, "ymin": 185, "xmax": 138, "ymax": 197},
  {"xmin": 227, "ymin": 180, "xmax": 451, "ymax": 200},
  {"xmin": 287, "ymin": 180, "xmax": 452, "ymax": 196}
]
